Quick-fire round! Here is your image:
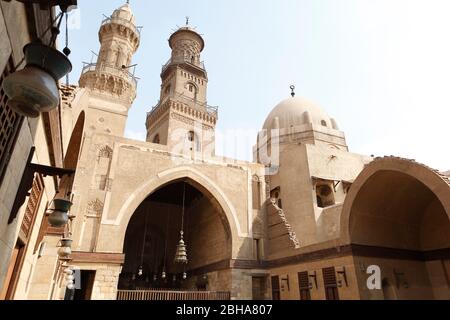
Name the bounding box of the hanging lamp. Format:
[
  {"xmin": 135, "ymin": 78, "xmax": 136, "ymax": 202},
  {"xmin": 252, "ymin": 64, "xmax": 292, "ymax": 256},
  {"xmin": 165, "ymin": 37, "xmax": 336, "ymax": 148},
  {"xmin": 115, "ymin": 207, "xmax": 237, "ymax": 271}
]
[
  {"xmin": 137, "ymin": 212, "xmax": 148, "ymax": 277},
  {"xmin": 174, "ymin": 182, "xmax": 188, "ymax": 264},
  {"xmin": 162, "ymin": 206, "xmax": 170, "ymax": 279},
  {"xmin": 2, "ymin": 9, "xmax": 73, "ymax": 117}
]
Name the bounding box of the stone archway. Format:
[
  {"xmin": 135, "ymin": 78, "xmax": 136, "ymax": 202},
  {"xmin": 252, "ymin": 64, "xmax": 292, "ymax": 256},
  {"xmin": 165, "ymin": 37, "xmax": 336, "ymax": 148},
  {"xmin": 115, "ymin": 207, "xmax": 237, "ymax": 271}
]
[
  {"xmin": 117, "ymin": 177, "xmax": 233, "ymax": 296},
  {"xmin": 340, "ymin": 157, "xmax": 450, "ymax": 299},
  {"xmin": 105, "ymin": 166, "xmax": 244, "ymax": 256}
]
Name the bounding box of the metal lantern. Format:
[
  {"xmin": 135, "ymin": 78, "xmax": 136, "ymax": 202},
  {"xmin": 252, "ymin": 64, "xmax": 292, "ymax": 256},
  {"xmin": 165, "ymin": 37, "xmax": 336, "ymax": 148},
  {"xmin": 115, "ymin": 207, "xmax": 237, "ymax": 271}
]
[
  {"xmin": 64, "ymin": 267, "xmax": 74, "ymax": 289},
  {"xmin": 138, "ymin": 265, "xmax": 143, "ymax": 276},
  {"xmin": 174, "ymin": 230, "xmax": 188, "ymax": 264},
  {"xmin": 47, "ymin": 199, "xmax": 72, "ymax": 227},
  {"xmin": 57, "ymin": 238, "xmax": 73, "ymax": 259},
  {"xmin": 2, "ymin": 42, "xmax": 72, "ymax": 117}
]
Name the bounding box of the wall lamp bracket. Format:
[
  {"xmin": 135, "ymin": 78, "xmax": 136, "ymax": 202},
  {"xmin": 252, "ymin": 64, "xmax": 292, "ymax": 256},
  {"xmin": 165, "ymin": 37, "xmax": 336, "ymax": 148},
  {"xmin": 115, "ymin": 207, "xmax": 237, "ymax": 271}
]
[
  {"xmin": 280, "ymin": 274, "xmax": 290, "ymax": 291},
  {"xmin": 308, "ymin": 271, "xmax": 318, "ymax": 289},
  {"xmin": 8, "ymin": 147, "xmax": 75, "ymax": 224},
  {"xmin": 336, "ymin": 266, "xmax": 348, "ymax": 287}
]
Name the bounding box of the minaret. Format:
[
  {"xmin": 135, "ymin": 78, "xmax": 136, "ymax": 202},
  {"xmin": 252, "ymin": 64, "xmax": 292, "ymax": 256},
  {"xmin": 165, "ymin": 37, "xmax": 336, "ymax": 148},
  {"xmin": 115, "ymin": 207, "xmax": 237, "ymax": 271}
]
[
  {"xmin": 79, "ymin": 2, "xmax": 140, "ymax": 136},
  {"xmin": 146, "ymin": 21, "xmax": 217, "ymax": 157}
]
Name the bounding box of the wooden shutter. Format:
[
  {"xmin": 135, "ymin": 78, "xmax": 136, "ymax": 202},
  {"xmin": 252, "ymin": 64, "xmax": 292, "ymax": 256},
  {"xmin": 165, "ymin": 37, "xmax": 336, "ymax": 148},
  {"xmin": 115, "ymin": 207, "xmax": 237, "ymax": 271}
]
[
  {"xmin": 0, "ymin": 56, "xmax": 24, "ymax": 184},
  {"xmin": 322, "ymin": 267, "xmax": 339, "ymax": 300},
  {"xmin": 271, "ymin": 275, "xmax": 280, "ymax": 300},
  {"xmin": 298, "ymin": 271, "xmax": 311, "ymax": 300},
  {"xmin": 20, "ymin": 174, "xmax": 44, "ymax": 239}
]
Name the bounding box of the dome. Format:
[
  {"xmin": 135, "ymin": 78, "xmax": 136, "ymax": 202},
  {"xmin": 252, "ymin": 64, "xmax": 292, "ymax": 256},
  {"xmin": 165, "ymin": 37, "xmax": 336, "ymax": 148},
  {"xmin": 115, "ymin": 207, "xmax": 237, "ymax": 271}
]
[
  {"xmin": 263, "ymin": 96, "xmax": 335, "ymax": 131},
  {"xmin": 169, "ymin": 25, "xmax": 205, "ymax": 51},
  {"xmin": 112, "ymin": 3, "xmax": 136, "ymax": 25}
]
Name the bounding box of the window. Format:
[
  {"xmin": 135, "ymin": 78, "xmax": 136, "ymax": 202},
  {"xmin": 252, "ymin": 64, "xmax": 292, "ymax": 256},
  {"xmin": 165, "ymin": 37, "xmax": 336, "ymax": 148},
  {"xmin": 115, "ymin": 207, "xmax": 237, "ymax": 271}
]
[
  {"xmin": 187, "ymin": 131, "xmax": 200, "ymax": 152},
  {"xmin": 0, "ymin": 57, "xmax": 24, "ymax": 184},
  {"xmin": 189, "ymin": 84, "xmax": 194, "ymax": 92},
  {"xmin": 298, "ymin": 271, "xmax": 311, "ymax": 300},
  {"xmin": 321, "ymin": 120, "xmax": 327, "ymax": 127},
  {"xmin": 152, "ymin": 134, "xmax": 160, "ymax": 144},
  {"xmin": 1, "ymin": 173, "xmax": 44, "ymax": 299},
  {"xmin": 315, "ymin": 184, "xmax": 335, "ymax": 208},
  {"xmin": 187, "ymin": 131, "xmax": 195, "ymax": 142},
  {"xmin": 271, "ymin": 276, "xmax": 280, "ymax": 300},
  {"xmin": 322, "ymin": 267, "xmax": 339, "ymax": 300},
  {"xmin": 164, "ymin": 85, "xmax": 171, "ymax": 94},
  {"xmin": 252, "ymin": 178, "xmax": 261, "ymax": 209}
]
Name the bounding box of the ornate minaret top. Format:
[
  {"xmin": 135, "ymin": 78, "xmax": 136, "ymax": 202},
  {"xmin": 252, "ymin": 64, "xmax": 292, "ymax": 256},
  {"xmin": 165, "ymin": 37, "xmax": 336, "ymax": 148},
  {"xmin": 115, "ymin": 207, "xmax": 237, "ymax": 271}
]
[
  {"xmin": 146, "ymin": 23, "xmax": 217, "ymax": 157},
  {"xmin": 79, "ymin": 2, "xmax": 140, "ymax": 106}
]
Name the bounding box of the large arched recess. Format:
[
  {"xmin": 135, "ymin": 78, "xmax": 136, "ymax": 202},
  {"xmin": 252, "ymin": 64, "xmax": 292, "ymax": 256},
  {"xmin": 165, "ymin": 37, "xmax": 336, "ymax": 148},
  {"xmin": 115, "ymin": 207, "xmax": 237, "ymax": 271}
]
[
  {"xmin": 111, "ymin": 166, "xmax": 242, "ymax": 257},
  {"xmin": 340, "ymin": 157, "xmax": 450, "ymax": 249},
  {"xmin": 118, "ymin": 177, "xmax": 233, "ymax": 290}
]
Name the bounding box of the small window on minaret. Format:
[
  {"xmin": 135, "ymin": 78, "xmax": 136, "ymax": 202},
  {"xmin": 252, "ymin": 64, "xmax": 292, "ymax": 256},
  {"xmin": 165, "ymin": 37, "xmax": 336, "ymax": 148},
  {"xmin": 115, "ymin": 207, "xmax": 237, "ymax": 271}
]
[
  {"xmin": 189, "ymin": 84, "xmax": 194, "ymax": 92},
  {"xmin": 153, "ymin": 134, "xmax": 160, "ymax": 144},
  {"xmin": 191, "ymin": 56, "xmax": 195, "ymax": 64},
  {"xmin": 321, "ymin": 120, "xmax": 327, "ymax": 127},
  {"xmin": 165, "ymin": 85, "xmax": 171, "ymax": 94},
  {"xmin": 188, "ymin": 131, "xmax": 195, "ymax": 142}
]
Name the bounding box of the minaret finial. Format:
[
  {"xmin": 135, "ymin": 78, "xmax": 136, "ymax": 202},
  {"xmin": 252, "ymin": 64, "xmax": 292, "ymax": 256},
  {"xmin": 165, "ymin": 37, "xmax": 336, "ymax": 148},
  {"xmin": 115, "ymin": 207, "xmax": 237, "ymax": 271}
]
[
  {"xmin": 126, "ymin": 0, "xmax": 130, "ymax": 4},
  {"xmin": 290, "ymin": 85, "xmax": 295, "ymax": 97},
  {"xmin": 185, "ymin": 16, "xmax": 189, "ymax": 25}
]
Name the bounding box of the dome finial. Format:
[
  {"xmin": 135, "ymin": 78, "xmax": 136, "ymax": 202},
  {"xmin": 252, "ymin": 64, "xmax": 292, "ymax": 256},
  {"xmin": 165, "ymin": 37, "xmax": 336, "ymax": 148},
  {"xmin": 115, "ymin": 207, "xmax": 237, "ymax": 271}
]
[
  {"xmin": 185, "ymin": 16, "xmax": 189, "ymax": 25},
  {"xmin": 290, "ymin": 85, "xmax": 295, "ymax": 97}
]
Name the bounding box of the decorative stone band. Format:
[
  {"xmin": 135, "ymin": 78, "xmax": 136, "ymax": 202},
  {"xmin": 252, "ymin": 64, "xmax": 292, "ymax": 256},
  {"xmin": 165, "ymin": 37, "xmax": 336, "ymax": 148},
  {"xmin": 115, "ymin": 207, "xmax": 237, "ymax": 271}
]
[
  {"xmin": 70, "ymin": 251, "xmax": 125, "ymax": 265},
  {"xmin": 184, "ymin": 245, "xmax": 450, "ymax": 275},
  {"xmin": 146, "ymin": 98, "xmax": 217, "ymax": 128}
]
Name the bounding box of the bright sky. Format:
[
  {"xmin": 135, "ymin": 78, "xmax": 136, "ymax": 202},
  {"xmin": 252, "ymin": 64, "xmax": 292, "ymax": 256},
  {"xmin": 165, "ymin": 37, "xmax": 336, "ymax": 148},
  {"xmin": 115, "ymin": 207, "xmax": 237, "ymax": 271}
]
[{"xmin": 62, "ymin": 0, "xmax": 450, "ymax": 171}]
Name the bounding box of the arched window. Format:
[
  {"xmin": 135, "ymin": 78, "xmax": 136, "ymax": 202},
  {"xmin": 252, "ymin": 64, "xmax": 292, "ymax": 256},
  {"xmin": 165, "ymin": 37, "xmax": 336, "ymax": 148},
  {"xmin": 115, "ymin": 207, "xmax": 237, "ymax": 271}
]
[
  {"xmin": 321, "ymin": 120, "xmax": 327, "ymax": 127},
  {"xmin": 164, "ymin": 85, "xmax": 171, "ymax": 95},
  {"xmin": 153, "ymin": 134, "xmax": 160, "ymax": 144},
  {"xmin": 189, "ymin": 84, "xmax": 194, "ymax": 92},
  {"xmin": 187, "ymin": 131, "xmax": 200, "ymax": 151},
  {"xmin": 191, "ymin": 56, "xmax": 195, "ymax": 64},
  {"xmin": 315, "ymin": 184, "xmax": 335, "ymax": 208}
]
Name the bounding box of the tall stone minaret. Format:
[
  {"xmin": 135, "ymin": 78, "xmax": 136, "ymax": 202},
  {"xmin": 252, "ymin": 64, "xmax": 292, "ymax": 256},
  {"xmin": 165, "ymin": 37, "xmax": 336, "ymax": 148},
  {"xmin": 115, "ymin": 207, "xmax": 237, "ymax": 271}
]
[
  {"xmin": 146, "ymin": 21, "xmax": 217, "ymax": 156},
  {"xmin": 79, "ymin": 2, "xmax": 140, "ymax": 136}
]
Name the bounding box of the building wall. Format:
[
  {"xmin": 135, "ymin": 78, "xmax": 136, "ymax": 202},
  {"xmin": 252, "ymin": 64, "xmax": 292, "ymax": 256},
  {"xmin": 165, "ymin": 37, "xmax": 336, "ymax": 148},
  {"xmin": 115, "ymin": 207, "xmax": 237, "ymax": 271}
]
[
  {"xmin": 269, "ymin": 255, "xmax": 360, "ymax": 300},
  {"xmin": 354, "ymin": 256, "xmax": 438, "ymax": 300},
  {"xmin": 0, "ymin": 2, "xmax": 63, "ymax": 299}
]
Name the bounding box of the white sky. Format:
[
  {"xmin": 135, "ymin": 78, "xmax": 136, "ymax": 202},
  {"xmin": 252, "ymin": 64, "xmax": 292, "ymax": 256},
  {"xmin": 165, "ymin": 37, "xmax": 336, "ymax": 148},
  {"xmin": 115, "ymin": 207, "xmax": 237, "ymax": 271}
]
[{"xmin": 64, "ymin": 0, "xmax": 450, "ymax": 171}]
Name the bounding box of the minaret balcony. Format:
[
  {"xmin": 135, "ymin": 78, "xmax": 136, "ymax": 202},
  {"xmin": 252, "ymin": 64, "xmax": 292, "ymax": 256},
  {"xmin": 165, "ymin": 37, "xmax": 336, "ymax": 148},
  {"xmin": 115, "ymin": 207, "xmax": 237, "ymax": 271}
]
[
  {"xmin": 146, "ymin": 94, "xmax": 218, "ymax": 126},
  {"xmin": 81, "ymin": 62, "xmax": 138, "ymax": 88},
  {"xmin": 161, "ymin": 58, "xmax": 206, "ymax": 76},
  {"xmin": 101, "ymin": 15, "xmax": 142, "ymax": 38}
]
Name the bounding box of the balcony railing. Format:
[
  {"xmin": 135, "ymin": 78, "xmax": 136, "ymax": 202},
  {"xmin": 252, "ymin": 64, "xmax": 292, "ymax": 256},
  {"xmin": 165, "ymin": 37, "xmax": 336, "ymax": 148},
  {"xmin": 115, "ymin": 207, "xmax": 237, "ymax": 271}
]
[
  {"xmin": 161, "ymin": 58, "xmax": 206, "ymax": 74},
  {"xmin": 147, "ymin": 93, "xmax": 218, "ymax": 121},
  {"xmin": 101, "ymin": 16, "xmax": 142, "ymax": 37},
  {"xmin": 117, "ymin": 289, "xmax": 230, "ymax": 300},
  {"xmin": 81, "ymin": 62, "xmax": 138, "ymax": 87}
]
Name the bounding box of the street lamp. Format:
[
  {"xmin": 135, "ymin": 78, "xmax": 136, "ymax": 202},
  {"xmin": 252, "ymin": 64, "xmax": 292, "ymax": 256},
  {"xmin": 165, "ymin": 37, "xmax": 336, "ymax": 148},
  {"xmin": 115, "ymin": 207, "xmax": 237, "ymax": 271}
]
[{"xmin": 1, "ymin": 0, "xmax": 77, "ymax": 117}]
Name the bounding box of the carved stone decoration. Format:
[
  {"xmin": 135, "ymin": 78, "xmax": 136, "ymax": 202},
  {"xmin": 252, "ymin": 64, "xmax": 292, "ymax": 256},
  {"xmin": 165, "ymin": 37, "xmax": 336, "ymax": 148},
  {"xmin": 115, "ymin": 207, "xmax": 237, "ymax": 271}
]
[
  {"xmin": 86, "ymin": 199, "xmax": 104, "ymax": 217},
  {"xmin": 98, "ymin": 145, "xmax": 113, "ymax": 159},
  {"xmin": 170, "ymin": 112, "xmax": 214, "ymax": 131}
]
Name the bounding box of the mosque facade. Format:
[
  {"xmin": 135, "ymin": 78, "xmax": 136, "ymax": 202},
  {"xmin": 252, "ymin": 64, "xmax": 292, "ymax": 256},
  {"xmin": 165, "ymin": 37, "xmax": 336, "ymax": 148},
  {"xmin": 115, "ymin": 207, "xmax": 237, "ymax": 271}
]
[{"xmin": 0, "ymin": 2, "xmax": 449, "ymax": 300}]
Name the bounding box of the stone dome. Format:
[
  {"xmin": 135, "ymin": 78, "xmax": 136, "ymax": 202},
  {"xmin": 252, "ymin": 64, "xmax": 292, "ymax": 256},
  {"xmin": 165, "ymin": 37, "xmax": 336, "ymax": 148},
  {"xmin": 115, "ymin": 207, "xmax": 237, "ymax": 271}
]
[
  {"xmin": 112, "ymin": 3, "xmax": 136, "ymax": 25},
  {"xmin": 263, "ymin": 96, "xmax": 336, "ymax": 131}
]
